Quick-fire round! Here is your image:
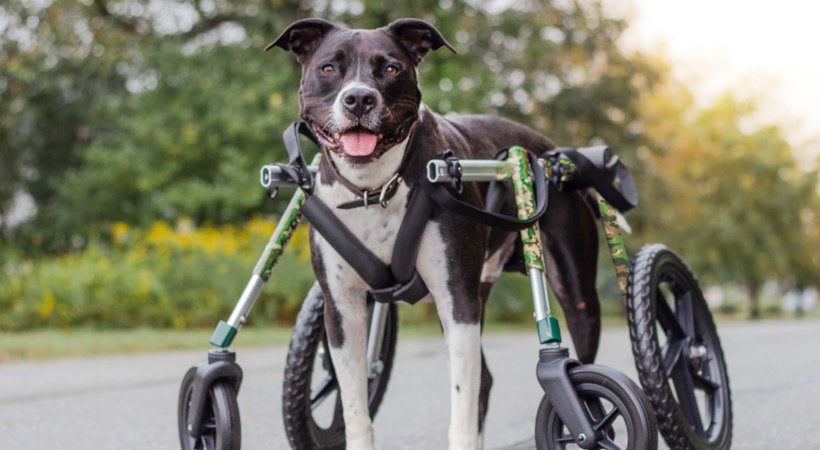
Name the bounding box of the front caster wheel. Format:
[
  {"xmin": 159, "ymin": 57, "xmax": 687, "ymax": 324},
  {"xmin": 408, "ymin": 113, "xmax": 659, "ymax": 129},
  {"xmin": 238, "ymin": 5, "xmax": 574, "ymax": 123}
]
[
  {"xmin": 177, "ymin": 367, "xmax": 241, "ymax": 450},
  {"xmin": 535, "ymin": 365, "xmax": 657, "ymax": 450},
  {"xmin": 628, "ymin": 244, "xmax": 732, "ymax": 449}
]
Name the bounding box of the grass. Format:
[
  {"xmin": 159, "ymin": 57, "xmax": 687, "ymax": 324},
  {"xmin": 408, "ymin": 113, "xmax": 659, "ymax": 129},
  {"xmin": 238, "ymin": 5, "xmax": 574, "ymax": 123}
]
[
  {"xmin": 2, "ymin": 309, "xmax": 816, "ymax": 362},
  {"xmin": 0, "ymin": 326, "xmax": 295, "ymax": 362},
  {"xmin": 0, "ymin": 316, "xmax": 627, "ymax": 362}
]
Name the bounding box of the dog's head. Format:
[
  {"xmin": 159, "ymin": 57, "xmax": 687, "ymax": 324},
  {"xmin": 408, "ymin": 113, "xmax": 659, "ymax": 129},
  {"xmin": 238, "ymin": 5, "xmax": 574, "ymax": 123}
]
[{"xmin": 268, "ymin": 18, "xmax": 454, "ymax": 165}]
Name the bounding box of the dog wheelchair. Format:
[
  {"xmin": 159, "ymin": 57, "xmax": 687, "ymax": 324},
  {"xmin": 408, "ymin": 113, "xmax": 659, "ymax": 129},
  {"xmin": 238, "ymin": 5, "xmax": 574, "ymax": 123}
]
[{"xmin": 177, "ymin": 123, "xmax": 733, "ymax": 450}]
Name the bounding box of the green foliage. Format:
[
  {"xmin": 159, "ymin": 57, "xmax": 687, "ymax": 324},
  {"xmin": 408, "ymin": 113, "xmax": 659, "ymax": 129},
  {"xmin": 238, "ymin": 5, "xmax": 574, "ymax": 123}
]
[
  {"xmin": 635, "ymin": 72, "xmax": 820, "ymax": 315},
  {"xmin": 2, "ymin": 0, "xmax": 658, "ymax": 253},
  {"xmin": 1, "ymin": 0, "xmax": 817, "ymax": 330},
  {"xmin": 0, "ymin": 218, "xmax": 315, "ymax": 331}
]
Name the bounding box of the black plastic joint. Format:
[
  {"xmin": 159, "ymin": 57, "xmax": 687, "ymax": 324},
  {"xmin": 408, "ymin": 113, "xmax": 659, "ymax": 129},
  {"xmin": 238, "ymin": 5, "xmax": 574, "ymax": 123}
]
[
  {"xmin": 535, "ymin": 348, "xmax": 598, "ymax": 449},
  {"xmin": 186, "ymin": 349, "xmax": 243, "ymax": 440}
]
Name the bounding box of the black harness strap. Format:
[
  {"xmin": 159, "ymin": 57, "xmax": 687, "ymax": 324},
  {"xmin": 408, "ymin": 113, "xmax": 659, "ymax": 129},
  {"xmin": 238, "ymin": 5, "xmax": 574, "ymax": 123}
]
[
  {"xmin": 369, "ymin": 190, "xmax": 434, "ymax": 304},
  {"xmin": 280, "ymin": 122, "xmax": 430, "ymax": 304},
  {"xmin": 300, "ymin": 195, "xmax": 396, "ymax": 289},
  {"xmin": 544, "ymin": 146, "xmax": 638, "ymax": 212},
  {"xmin": 301, "ymin": 192, "xmax": 432, "ymax": 304},
  {"xmin": 277, "ymin": 121, "xmax": 319, "ymax": 192}
]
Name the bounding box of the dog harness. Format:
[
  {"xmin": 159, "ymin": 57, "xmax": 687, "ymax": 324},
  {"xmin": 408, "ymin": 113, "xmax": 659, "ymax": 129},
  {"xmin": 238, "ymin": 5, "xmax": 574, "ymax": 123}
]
[{"xmin": 273, "ymin": 121, "xmax": 636, "ymax": 304}]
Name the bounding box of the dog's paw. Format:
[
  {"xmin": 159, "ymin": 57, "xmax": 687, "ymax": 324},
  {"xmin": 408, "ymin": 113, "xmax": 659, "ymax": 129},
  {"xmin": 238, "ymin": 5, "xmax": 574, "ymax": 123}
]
[
  {"xmin": 345, "ymin": 426, "xmax": 376, "ymax": 450},
  {"xmin": 449, "ymin": 433, "xmax": 483, "ymax": 450}
]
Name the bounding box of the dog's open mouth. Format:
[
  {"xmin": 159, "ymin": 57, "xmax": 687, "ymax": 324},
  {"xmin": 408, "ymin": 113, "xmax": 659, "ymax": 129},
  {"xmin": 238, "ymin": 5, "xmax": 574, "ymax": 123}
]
[{"xmin": 311, "ymin": 123, "xmax": 406, "ymax": 159}]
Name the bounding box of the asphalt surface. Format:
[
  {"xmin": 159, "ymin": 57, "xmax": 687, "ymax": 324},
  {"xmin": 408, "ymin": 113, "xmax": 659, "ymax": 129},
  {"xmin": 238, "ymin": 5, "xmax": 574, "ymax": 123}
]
[{"xmin": 1, "ymin": 320, "xmax": 819, "ymax": 449}]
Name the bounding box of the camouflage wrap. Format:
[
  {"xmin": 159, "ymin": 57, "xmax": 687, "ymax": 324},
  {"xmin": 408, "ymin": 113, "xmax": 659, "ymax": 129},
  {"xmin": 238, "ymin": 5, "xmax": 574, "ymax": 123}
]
[
  {"xmin": 256, "ymin": 190, "xmax": 305, "ymax": 281},
  {"xmin": 496, "ymin": 160, "xmax": 514, "ymax": 180},
  {"xmin": 254, "ymin": 154, "xmax": 321, "ymax": 281},
  {"xmin": 509, "ymin": 146, "xmax": 544, "ymax": 271},
  {"xmin": 540, "ymin": 155, "xmax": 576, "ymax": 183},
  {"xmin": 596, "ymin": 192, "xmax": 629, "ymax": 299}
]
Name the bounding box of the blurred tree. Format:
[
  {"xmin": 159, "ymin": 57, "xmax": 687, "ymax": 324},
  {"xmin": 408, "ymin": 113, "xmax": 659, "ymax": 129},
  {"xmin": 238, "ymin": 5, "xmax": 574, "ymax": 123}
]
[
  {"xmin": 637, "ymin": 69, "xmax": 820, "ymax": 318},
  {"xmin": 2, "ymin": 0, "xmax": 659, "ymax": 253},
  {"xmin": 1, "ymin": 0, "xmax": 308, "ymax": 252}
]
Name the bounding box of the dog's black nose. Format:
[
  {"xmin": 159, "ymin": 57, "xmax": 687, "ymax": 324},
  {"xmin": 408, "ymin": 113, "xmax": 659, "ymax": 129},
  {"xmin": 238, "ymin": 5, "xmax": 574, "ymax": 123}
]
[{"xmin": 343, "ymin": 88, "xmax": 377, "ymax": 117}]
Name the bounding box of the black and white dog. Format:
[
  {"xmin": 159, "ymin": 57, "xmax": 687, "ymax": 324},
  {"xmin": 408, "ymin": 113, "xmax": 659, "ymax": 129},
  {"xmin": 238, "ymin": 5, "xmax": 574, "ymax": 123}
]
[{"xmin": 270, "ymin": 18, "xmax": 601, "ymax": 449}]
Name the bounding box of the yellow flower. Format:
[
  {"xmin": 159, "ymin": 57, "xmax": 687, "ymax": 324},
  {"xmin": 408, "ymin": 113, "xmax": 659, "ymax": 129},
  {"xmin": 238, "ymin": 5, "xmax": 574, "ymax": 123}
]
[
  {"xmin": 111, "ymin": 222, "xmax": 130, "ymax": 246},
  {"xmin": 39, "ymin": 291, "xmax": 55, "ymax": 318}
]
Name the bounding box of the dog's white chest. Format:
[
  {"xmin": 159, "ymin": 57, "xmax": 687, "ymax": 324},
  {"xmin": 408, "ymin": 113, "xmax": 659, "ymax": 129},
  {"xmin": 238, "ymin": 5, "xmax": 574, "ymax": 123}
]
[{"xmin": 313, "ymin": 177, "xmax": 410, "ymax": 290}]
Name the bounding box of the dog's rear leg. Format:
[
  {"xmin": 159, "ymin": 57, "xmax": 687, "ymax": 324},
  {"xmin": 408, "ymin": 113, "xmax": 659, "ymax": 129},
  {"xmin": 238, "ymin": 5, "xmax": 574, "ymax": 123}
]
[
  {"xmin": 477, "ymin": 283, "xmax": 495, "ymax": 436},
  {"xmin": 473, "ymin": 232, "xmax": 516, "ymax": 437},
  {"xmin": 541, "ymin": 187, "xmax": 601, "ymax": 364}
]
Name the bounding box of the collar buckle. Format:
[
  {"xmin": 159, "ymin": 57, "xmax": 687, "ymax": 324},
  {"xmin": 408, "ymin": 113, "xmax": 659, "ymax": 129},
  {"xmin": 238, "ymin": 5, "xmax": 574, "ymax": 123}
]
[{"xmin": 379, "ymin": 173, "xmax": 402, "ymax": 207}]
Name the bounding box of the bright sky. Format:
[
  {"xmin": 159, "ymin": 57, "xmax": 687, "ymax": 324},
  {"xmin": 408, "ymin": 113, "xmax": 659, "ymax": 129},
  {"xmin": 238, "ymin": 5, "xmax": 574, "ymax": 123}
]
[{"xmin": 620, "ymin": 0, "xmax": 820, "ymax": 159}]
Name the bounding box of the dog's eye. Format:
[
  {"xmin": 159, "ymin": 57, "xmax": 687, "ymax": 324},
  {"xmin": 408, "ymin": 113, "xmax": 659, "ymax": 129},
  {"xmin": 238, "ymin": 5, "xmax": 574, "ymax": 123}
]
[
  {"xmin": 385, "ymin": 65, "xmax": 398, "ymax": 76},
  {"xmin": 321, "ymin": 65, "xmax": 335, "ymax": 75}
]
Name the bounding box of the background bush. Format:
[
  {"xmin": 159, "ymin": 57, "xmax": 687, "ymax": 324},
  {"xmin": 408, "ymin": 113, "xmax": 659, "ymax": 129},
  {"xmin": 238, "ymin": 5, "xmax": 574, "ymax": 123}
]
[{"xmin": 0, "ymin": 216, "xmax": 315, "ymax": 331}]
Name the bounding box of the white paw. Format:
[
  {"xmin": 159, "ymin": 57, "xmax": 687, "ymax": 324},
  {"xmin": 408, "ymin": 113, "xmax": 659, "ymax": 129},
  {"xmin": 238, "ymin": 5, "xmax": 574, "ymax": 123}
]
[
  {"xmin": 346, "ymin": 425, "xmax": 375, "ymax": 450},
  {"xmin": 449, "ymin": 432, "xmax": 482, "ymax": 450}
]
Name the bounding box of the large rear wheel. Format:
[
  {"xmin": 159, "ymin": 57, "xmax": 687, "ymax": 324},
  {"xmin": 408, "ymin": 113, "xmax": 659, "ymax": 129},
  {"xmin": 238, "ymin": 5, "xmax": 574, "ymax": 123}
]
[{"xmin": 627, "ymin": 244, "xmax": 732, "ymax": 449}]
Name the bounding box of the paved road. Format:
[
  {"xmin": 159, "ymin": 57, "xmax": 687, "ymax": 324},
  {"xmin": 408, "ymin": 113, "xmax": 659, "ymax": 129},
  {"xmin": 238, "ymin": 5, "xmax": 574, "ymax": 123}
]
[{"xmin": 1, "ymin": 320, "xmax": 818, "ymax": 449}]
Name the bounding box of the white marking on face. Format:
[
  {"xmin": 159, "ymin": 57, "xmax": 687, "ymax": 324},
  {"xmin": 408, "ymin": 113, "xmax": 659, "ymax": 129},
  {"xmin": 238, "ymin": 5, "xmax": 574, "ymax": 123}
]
[{"xmin": 330, "ymin": 80, "xmax": 383, "ymax": 131}]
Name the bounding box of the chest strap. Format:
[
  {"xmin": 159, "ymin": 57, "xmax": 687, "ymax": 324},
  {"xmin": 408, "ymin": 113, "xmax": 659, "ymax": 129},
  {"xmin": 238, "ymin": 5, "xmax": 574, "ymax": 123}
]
[{"xmin": 300, "ymin": 190, "xmax": 432, "ymax": 304}]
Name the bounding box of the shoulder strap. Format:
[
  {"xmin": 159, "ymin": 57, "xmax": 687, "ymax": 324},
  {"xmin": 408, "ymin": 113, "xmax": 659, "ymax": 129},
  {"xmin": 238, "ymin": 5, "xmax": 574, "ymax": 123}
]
[
  {"xmin": 282, "ymin": 121, "xmax": 319, "ymax": 191},
  {"xmin": 422, "ymin": 149, "xmax": 549, "ymax": 231}
]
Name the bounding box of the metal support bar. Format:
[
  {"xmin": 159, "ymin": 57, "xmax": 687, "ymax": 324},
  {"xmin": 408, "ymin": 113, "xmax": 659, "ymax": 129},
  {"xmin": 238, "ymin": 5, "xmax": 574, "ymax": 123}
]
[
  {"xmin": 252, "ymin": 188, "xmax": 307, "ymax": 281},
  {"xmin": 210, "ymin": 155, "xmax": 320, "ymax": 348},
  {"xmin": 507, "ymin": 146, "xmax": 562, "ymax": 345},
  {"xmin": 529, "ymin": 267, "xmax": 550, "ymax": 322},
  {"xmin": 426, "ymin": 159, "xmax": 512, "ymax": 183},
  {"xmin": 365, "ymin": 302, "xmax": 390, "ymax": 378},
  {"xmin": 227, "ymin": 274, "xmax": 265, "ymax": 329},
  {"xmin": 260, "ymin": 164, "xmax": 319, "ymax": 188}
]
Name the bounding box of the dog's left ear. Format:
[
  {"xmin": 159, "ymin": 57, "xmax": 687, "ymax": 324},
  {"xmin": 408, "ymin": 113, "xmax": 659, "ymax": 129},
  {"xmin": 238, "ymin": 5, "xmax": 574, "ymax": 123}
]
[
  {"xmin": 387, "ymin": 18, "xmax": 456, "ymax": 64},
  {"xmin": 265, "ymin": 18, "xmax": 337, "ymax": 62}
]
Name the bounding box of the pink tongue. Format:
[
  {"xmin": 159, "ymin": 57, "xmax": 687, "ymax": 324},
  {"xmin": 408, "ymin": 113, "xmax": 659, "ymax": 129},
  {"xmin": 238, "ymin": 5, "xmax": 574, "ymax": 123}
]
[{"xmin": 340, "ymin": 129, "xmax": 378, "ymax": 156}]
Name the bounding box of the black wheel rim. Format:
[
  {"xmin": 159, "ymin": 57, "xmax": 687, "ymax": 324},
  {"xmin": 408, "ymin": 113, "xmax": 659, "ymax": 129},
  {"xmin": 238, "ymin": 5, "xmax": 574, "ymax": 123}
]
[
  {"xmin": 653, "ymin": 262, "xmax": 729, "ymax": 444},
  {"xmin": 546, "ymin": 383, "xmax": 636, "ymax": 449},
  {"xmin": 307, "ymin": 331, "xmax": 346, "ymax": 438}
]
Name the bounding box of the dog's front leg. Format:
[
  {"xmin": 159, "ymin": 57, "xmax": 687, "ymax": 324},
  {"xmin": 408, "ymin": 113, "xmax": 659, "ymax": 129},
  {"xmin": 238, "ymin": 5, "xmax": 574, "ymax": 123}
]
[
  {"xmin": 324, "ymin": 286, "xmax": 373, "ymax": 450},
  {"xmin": 438, "ymin": 313, "xmax": 482, "ymax": 450},
  {"xmin": 312, "ymin": 239, "xmax": 375, "ymax": 449},
  {"xmin": 419, "ymin": 222, "xmax": 484, "ymax": 450}
]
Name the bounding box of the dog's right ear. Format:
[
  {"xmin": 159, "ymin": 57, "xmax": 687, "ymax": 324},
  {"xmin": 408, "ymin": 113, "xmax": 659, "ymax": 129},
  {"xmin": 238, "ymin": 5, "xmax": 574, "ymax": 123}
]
[{"xmin": 265, "ymin": 18, "xmax": 336, "ymax": 62}]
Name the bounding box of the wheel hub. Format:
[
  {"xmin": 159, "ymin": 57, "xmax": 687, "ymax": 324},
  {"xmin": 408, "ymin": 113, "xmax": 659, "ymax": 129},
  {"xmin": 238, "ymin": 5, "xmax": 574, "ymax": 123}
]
[{"xmin": 689, "ymin": 343, "xmax": 708, "ymax": 372}]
